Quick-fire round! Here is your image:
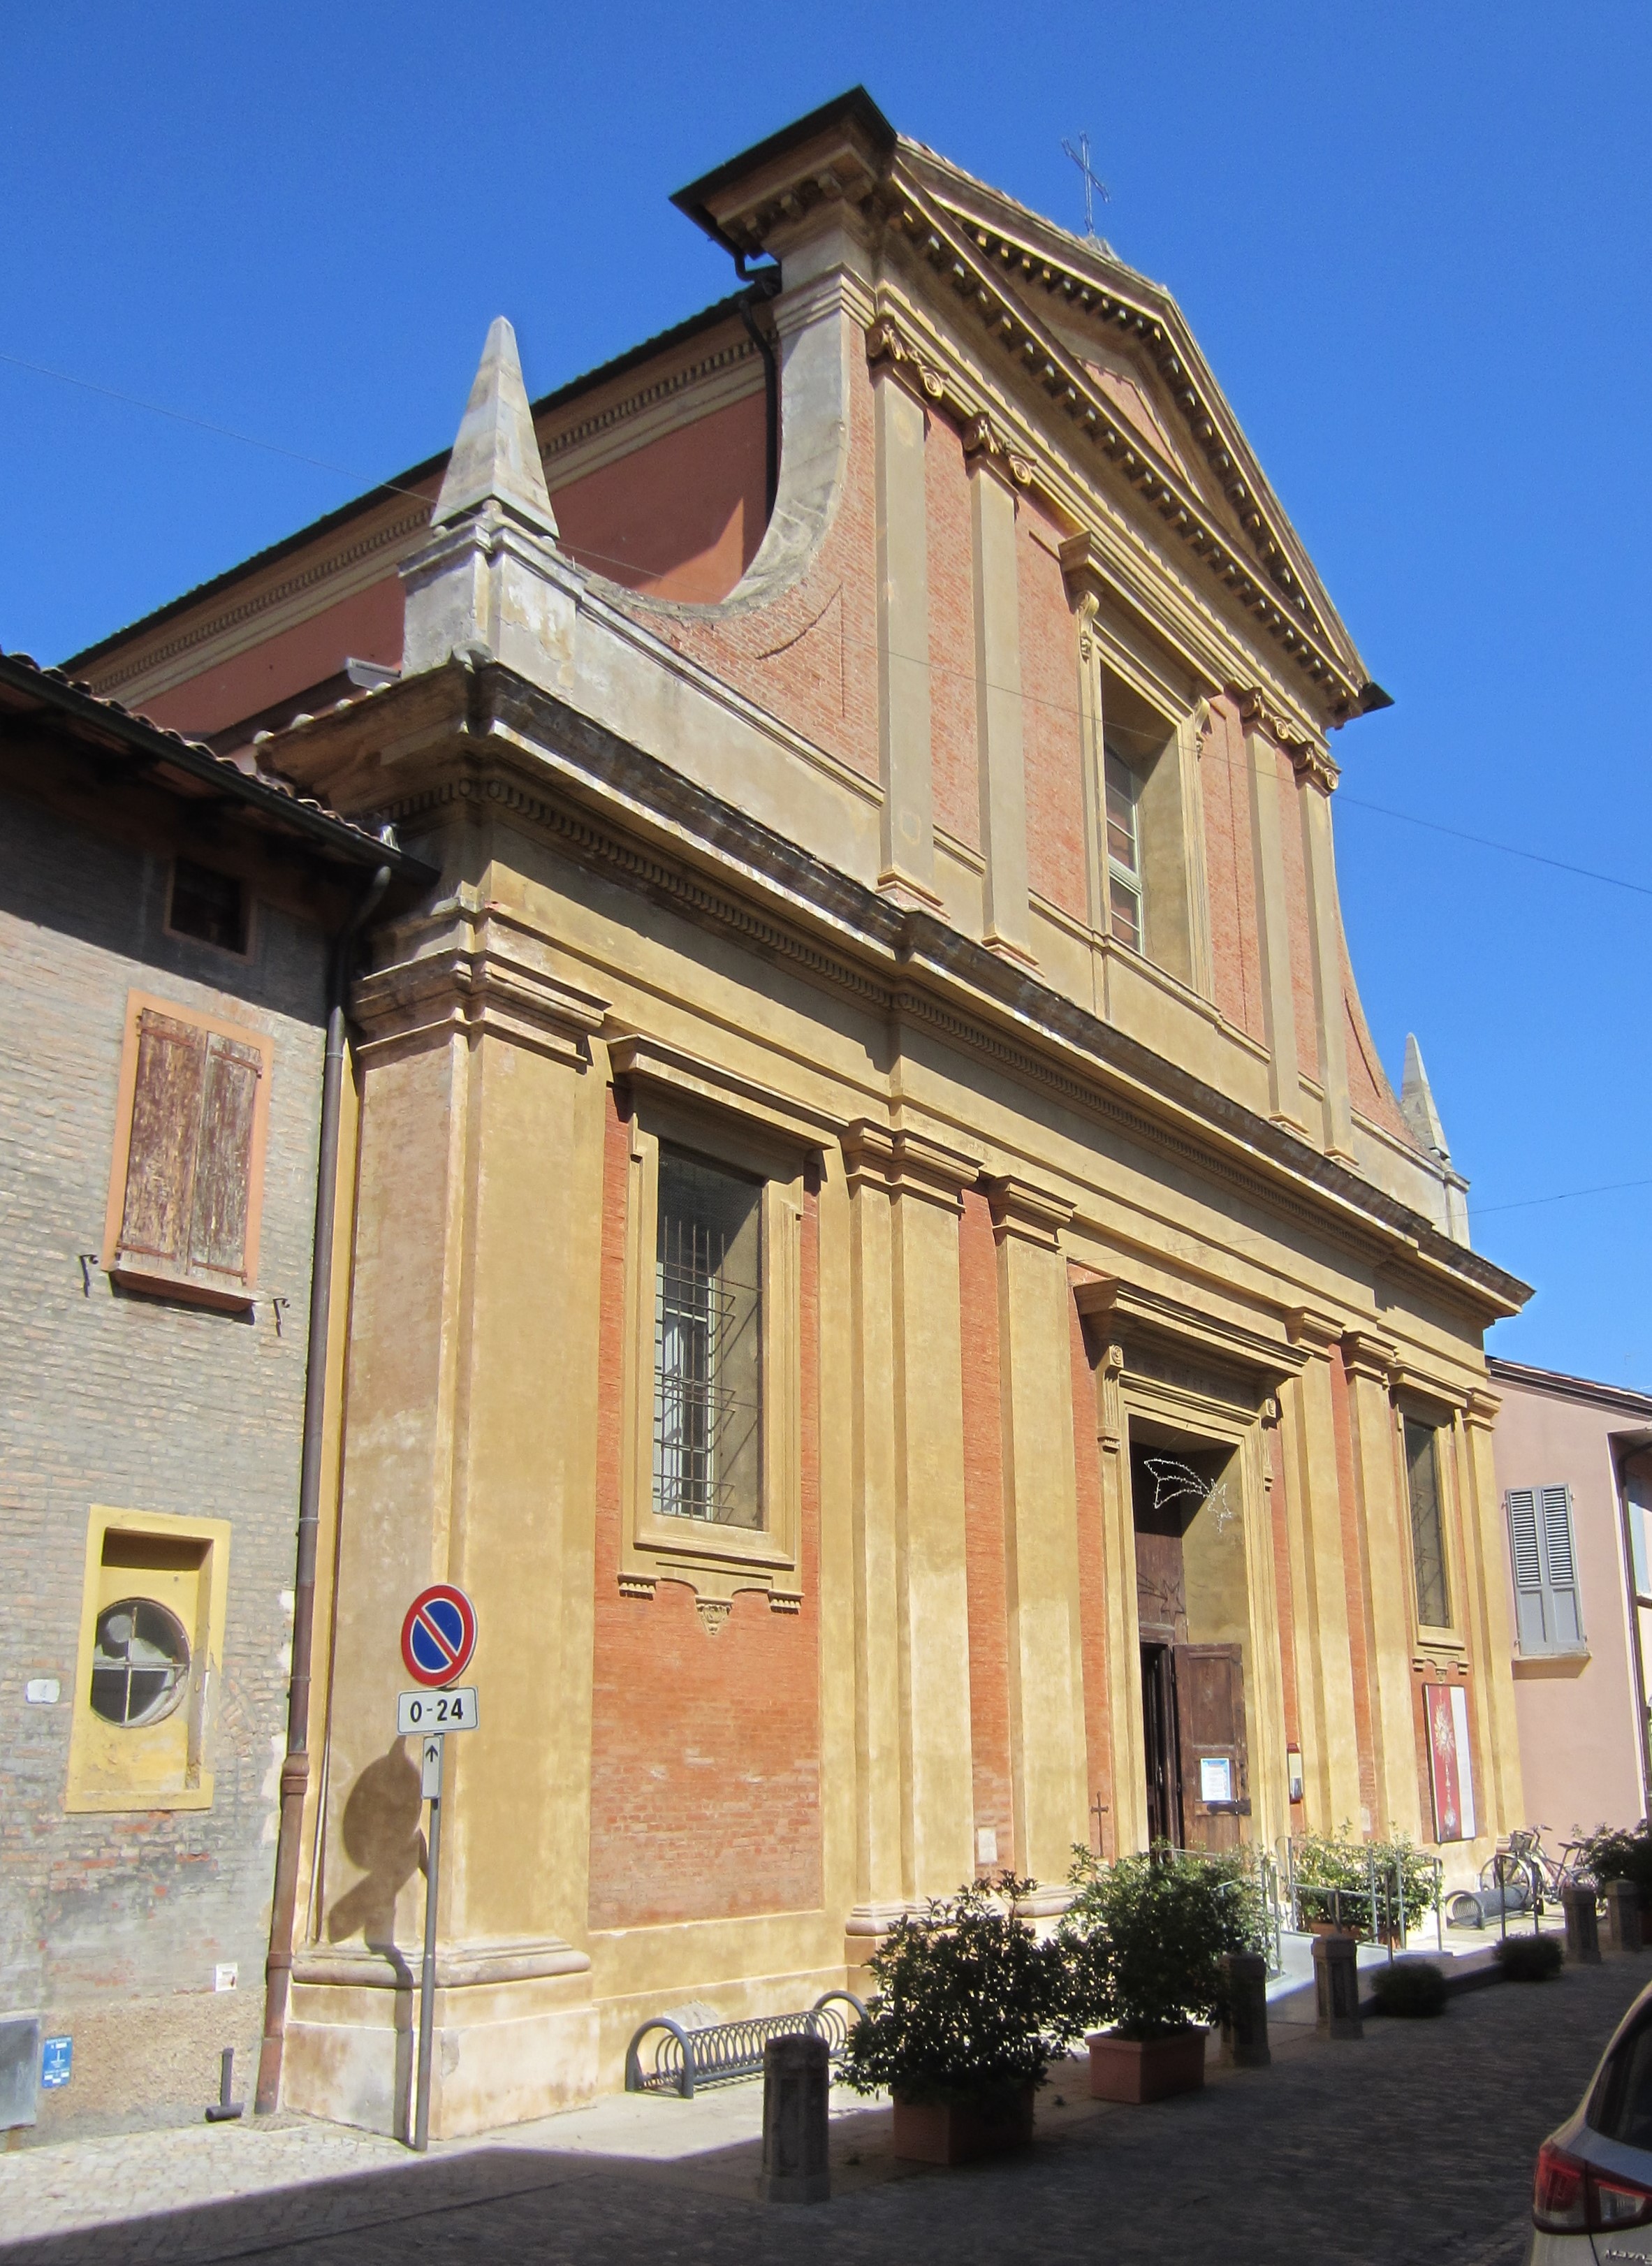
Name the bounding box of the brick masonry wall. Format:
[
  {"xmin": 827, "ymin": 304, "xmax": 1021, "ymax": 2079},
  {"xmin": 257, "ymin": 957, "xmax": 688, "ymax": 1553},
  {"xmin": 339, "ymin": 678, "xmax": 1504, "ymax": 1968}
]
[
  {"xmin": 1017, "ymin": 499, "xmax": 1088, "ymax": 925},
  {"xmin": 1200, "ymin": 696, "xmax": 1263, "ymax": 1044},
  {"xmin": 926, "ymin": 416, "xmax": 980, "ymax": 853},
  {"xmin": 647, "ymin": 349, "xmax": 880, "ymax": 788},
  {"xmin": 586, "ymin": 1092, "xmax": 823, "ymax": 1931},
  {"xmin": 0, "ymin": 788, "xmax": 326, "ymax": 2128}
]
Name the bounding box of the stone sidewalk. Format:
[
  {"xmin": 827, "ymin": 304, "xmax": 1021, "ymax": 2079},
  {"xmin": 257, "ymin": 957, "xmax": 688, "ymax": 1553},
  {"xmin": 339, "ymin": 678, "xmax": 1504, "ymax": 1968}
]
[{"xmin": 2, "ymin": 1954, "xmax": 1645, "ymax": 2266}]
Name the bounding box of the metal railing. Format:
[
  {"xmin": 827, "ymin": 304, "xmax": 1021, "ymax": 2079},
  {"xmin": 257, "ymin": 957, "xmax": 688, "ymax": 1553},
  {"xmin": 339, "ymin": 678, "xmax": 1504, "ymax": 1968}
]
[
  {"xmin": 624, "ymin": 1990, "xmax": 865, "ymax": 2099},
  {"xmin": 1278, "ymin": 1838, "xmax": 1447, "ymax": 1960}
]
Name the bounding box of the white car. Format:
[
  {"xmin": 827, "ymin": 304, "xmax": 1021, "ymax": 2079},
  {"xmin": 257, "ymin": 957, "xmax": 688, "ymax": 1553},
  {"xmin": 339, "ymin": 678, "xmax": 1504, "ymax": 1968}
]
[{"xmin": 1533, "ymin": 1979, "xmax": 1652, "ymax": 2258}]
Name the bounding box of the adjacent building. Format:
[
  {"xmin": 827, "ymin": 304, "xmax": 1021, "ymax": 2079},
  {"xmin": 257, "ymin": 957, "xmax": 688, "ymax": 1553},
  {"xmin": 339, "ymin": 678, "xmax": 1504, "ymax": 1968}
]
[
  {"xmin": 0, "ymin": 653, "xmax": 428, "ymax": 2133},
  {"xmin": 47, "ymin": 89, "xmax": 1533, "ymax": 2137},
  {"xmin": 1486, "ymin": 1356, "xmax": 1652, "ymax": 1841}
]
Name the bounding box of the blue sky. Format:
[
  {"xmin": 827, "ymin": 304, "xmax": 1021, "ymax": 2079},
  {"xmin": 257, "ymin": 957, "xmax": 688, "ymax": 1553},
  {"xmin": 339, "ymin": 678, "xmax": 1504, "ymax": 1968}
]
[{"xmin": 4, "ymin": 1, "xmax": 1649, "ymax": 1382}]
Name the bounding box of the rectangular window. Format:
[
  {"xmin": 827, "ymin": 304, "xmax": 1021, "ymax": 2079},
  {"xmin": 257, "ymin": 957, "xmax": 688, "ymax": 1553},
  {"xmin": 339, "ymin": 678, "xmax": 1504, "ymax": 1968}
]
[
  {"xmin": 101, "ymin": 992, "xmax": 273, "ymax": 1308},
  {"xmin": 653, "ymin": 1147, "xmax": 763, "ymax": 1528},
  {"xmin": 1506, "ymin": 1483, "xmax": 1585, "ymax": 1653},
  {"xmin": 166, "ymin": 859, "xmax": 251, "ymax": 956},
  {"xmin": 66, "ymin": 1507, "xmax": 231, "ymax": 1812},
  {"xmin": 1104, "ymin": 746, "xmax": 1143, "ymax": 952},
  {"xmin": 1405, "ymin": 1417, "xmax": 1452, "ymax": 1629}
]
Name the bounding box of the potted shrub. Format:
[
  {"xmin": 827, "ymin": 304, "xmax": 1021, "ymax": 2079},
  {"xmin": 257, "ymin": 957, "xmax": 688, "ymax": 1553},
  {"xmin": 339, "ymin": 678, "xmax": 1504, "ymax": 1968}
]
[
  {"xmin": 1062, "ymin": 1847, "xmax": 1262, "ymax": 2103},
  {"xmin": 1289, "ymin": 1827, "xmax": 1438, "ymax": 1942},
  {"xmin": 1581, "ymin": 1822, "xmax": 1652, "ymax": 1908},
  {"xmin": 839, "ymin": 1876, "xmax": 1076, "ymax": 2164}
]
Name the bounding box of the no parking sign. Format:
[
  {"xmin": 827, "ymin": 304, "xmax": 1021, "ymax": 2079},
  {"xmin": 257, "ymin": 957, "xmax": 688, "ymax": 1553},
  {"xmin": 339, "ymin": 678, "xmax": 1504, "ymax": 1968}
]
[{"xmin": 400, "ymin": 1584, "xmax": 476, "ymax": 1688}]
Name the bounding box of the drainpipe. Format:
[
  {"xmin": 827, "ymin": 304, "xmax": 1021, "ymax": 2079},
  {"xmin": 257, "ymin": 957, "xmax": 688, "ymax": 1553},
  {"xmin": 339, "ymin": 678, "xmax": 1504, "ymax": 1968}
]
[
  {"xmin": 736, "ymin": 256, "xmax": 781, "ymax": 522},
  {"xmin": 256, "ymin": 860, "xmax": 391, "ymax": 2115}
]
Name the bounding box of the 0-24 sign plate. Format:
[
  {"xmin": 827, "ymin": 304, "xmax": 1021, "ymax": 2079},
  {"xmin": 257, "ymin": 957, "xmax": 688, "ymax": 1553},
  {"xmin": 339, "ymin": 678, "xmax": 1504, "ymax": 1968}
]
[{"xmin": 397, "ymin": 1686, "xmax": 478, "ymax": 1736}]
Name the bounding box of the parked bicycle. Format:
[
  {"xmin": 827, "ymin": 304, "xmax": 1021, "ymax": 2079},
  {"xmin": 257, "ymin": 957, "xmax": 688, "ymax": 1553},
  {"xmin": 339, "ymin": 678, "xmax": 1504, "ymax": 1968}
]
[{"xmin": 1480, "ymin": 1824, "xmax": 1589, "ymax": 1915}]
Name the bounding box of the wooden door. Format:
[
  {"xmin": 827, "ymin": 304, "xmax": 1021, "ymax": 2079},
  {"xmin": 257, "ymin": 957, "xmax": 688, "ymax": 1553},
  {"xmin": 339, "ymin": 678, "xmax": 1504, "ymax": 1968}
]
[
  {"xmin": 1140, "ymin": 1644, "xmax": 1183, "ymax": 1849},
  {"xmin": 1175, "ymin": 1642, "xmax": 1248, "ymax": 1852}
]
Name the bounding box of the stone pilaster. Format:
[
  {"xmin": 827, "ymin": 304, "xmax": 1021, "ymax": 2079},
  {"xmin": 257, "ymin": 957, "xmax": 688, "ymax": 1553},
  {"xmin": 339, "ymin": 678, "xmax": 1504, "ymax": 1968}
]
[
  {"xmin": 1296, "ymin": 757, "xmax": 1356, "ymax": 1160},
  {"xmin": 1282, "ymin": 1312, "xmax": 1364, "ymax": 1831},
  {"xmin": 988, "ymin": 1176, "xmax": 1088, "ymax": 1881},
  {"xmin": 1459, "ymin": 1389, "xmax": 1525, "ymax": 1842},
  {"xmin": 1246, "ymin": 731, "xmax": 1307, "ymax": 1134},
  {"xmin": 843, "ymin": 1125, "xmax": 977, "ymax": 1906},
  {"xmin": 967, "ymin": 448, "xmax": 1033, "ymax": 965},
  {"xmin": 872, "ymin": 368, "xmax": 938, "ymax": 909},
  {"xmin": 287, "ymin": 896, "xmax": 605, "ymax": 2137},
  {"xmin": 1340, "ymin": 1332, "xmax": 1423, "ymax": 1839}
]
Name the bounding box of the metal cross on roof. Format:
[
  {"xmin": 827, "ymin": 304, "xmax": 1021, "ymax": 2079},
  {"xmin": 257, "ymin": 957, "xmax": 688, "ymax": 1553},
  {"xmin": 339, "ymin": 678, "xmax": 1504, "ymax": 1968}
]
[{"xmin": 1061, "ymin": 131, "xmax": 1110, "ymax": 242}]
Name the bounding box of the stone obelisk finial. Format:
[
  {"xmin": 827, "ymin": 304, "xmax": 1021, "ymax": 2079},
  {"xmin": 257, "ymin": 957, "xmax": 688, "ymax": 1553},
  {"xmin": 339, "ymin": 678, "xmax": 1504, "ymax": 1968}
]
[
  {"xmin": 1401, "ymin": 1033, "xmax": 1450, "ymax": 1162},
  {"xmin": 432, "ymin": 316, "xmax": 559, "ymax": 540}
]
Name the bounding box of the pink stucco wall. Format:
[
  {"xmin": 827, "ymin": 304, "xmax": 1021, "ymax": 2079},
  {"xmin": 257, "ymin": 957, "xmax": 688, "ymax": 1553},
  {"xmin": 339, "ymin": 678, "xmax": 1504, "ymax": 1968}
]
[{"xmin": 1489, "ymin": 1364, "xmax": 1649, "ymax": 1838}]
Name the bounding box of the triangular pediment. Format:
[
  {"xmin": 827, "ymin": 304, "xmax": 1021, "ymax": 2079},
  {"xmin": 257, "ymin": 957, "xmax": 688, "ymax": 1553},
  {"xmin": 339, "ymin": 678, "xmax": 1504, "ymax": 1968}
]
[{"xmin": 891, "ymin": 139, "xmax": 1377, "ymax": 724}]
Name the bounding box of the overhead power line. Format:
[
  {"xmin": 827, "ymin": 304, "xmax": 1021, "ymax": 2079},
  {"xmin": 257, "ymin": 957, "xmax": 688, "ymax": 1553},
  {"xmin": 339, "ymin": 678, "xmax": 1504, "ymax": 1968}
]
[{"xmin": 1470, "ymin": 1177, "xmax": 1652, "ymax": 1218}]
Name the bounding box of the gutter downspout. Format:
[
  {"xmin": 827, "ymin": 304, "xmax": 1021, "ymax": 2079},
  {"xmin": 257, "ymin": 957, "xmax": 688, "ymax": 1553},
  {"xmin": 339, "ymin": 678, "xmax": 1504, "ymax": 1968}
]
[
  {"xmin": 256, "ymin": 861, "xmax": 391, "ymax": 2115},
  {"xmin": 736, "ymin": 256, "xmax": 781, "ymax": 522}
]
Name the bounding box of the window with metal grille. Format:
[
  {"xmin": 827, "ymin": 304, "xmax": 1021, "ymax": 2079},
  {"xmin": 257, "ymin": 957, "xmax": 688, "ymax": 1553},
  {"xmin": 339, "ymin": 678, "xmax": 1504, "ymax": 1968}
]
[
  {"xmin": 653, "ymin": 1148, "xmax": 763, "ymax": 1528},
  {"xmin": 1104, "ymin": 745, "xmax": 1144, "ymax": 952},
  {"xmin": 1404, "ymin": 1418, "xmax": 1452, "ymax": 1629},
  {"xmin": 1506, "ymin": 1483, "xmax": 1584, "ymax": 1653}
]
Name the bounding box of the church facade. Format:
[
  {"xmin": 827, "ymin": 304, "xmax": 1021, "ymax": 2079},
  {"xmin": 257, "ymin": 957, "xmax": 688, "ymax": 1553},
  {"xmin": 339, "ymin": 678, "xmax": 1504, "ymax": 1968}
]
[{"xmin": 68, "ymin": 91, "xmax": 1530, "ymax": 2137}]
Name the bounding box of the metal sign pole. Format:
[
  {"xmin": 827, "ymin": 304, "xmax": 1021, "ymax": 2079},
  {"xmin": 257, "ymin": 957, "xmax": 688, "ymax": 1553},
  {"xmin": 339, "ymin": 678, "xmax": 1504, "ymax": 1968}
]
[{"xmin": 412, "ymin": 1731, "xmax": 444, "ymax": 2153}]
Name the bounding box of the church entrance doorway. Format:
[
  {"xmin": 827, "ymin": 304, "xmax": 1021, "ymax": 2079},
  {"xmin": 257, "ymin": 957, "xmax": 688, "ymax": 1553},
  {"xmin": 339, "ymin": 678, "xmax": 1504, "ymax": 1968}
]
[{"xmin": 1131, "ymin": 1431, "xmax": 1252, "ymax": 1854}]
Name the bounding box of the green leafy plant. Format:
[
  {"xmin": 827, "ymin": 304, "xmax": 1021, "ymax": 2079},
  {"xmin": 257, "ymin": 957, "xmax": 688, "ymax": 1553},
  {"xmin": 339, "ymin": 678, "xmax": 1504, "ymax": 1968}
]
[
  {"xmin": 839, "ymin": 1876, "xmax": 1079, "ymax": 2106},
  {"xmin": 1495, "ymin": 1933, "xmax": 1565, "ymax": 1981},
  {"xmin": 1060, "ymin": 1846, "xmax": 1262, "ymax": 2042},
  {"xmin": 1370, "ymin": 1959, "xmax": 1447, "ymax": 2018},
  {"xmin": 1289, "ymin": 1828, "xmax": 1439, "ymax": 1929},
  {"xmin": 1580, "ymin": 1822, "xmax": 1652, "ymax": 1897}
]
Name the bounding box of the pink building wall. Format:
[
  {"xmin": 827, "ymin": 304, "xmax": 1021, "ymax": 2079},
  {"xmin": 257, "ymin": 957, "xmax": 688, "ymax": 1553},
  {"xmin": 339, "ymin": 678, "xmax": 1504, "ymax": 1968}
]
[{"xmin": 1489, "ymin": 1360, "xmax": 1650, "ymax": 1839}]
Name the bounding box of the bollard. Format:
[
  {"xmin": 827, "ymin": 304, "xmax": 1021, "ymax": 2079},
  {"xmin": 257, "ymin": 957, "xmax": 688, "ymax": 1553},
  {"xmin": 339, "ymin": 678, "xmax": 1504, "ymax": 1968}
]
[
  {"xmin": 1605, "ymin": 1880, "xmax": 1644, "ymax": 1957},
  {"xmin": 1220, "ymin": 1951, "xmax": 1271, "ymax": 2068},
  {"xmin": 761, "ymin": 2031, "xmax": 831, "ymax": 2205},
  {"xmin": 1562, "ymin": 1883, "xmax": 1602, "ymax": 1966},
  {"xmin": 1312, "ymin": 1932, "xmax": 1363, "ymax": 2040}
]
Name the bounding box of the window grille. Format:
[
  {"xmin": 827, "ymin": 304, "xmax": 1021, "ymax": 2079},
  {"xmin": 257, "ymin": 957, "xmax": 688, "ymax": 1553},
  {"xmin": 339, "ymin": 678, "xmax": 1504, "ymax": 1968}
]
[
  {"xmin": 1104, "ymin": 746, "xmax": 1143, "ymax": 952},
  {"xmin": 1404, "ymin": 1418, "xmax": 1452, "ymax": 1630},
  {"xmin": 653, "ymin": 1148, "xmax": 763, "ymax": 1528},
  {"xmin": 1506, "ymin": 1483, "xmax": 1584, "ymax": 1653}
]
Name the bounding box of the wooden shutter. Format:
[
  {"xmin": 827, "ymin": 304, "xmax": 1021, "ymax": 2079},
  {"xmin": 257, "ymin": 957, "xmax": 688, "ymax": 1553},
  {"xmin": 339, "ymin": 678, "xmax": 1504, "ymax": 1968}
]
[
  {"xmin": 1538, "ymin": 1484, "xmax": 1583, "ymax": 1647},
  {"xmin": 1505, "ymin": 1488, "xmax": 1547, "ymax": 1650},
  {"xmin": 1505, "ymin": 1483, "xmax": 1584, "ymax": 1653},
  {"xmin": 107, "ymin": 997, "xmax": 269, "ymax": 1306}
]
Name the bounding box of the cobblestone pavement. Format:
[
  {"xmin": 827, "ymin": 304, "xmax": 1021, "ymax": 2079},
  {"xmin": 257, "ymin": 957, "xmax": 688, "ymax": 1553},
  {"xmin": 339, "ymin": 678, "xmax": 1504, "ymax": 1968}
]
[{"xmin": 3, "ymin": 1957, "xmax": 1646, "ymax": 2266}]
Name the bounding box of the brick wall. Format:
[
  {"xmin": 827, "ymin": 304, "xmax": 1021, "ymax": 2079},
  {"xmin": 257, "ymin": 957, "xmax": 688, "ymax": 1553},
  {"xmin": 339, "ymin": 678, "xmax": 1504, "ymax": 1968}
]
[
  {"xmin": 926, "ymin": 416, "xmax": 980, "ymax": 852},
  {"xmin": 1201, "ymin": 696, "xmax": 1263, "ymax": 1043},
  {"xmin": 1017, "ymin": 499, "xmax": 1088, "ymax": 924},
  {"xmin": 586, "ymin": 1092, "xmax": 823, "ymax": 1930},
  {"xmin": 652, "ymin": 349, "xmax": 880, "ymax": 787},
  {"xmin": 0, "ymin": 787, "xmax": 326, "ymax": 2127}
]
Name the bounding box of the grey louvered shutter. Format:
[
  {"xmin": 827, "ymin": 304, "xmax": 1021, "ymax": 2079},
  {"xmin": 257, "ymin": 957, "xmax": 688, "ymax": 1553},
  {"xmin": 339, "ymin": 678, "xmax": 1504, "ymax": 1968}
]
[
  {"xmin": 1506, "ymin": 1489, "xmax": 1547, "ymax": 1649},
  {"xmin": 1539, "ymin": 1484, "xmax": 1583, "ymax": 1647}
]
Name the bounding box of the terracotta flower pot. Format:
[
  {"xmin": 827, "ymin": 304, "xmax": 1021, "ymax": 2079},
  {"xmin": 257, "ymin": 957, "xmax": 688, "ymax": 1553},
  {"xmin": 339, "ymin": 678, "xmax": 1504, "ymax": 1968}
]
[
  {"xmin": 1087, "ymin": 2028, "xmax": 1208, "ymax": 2104},
  {"xmin": 891, "ymin": 2084, "xmax": 1036, "ymax": 2165}
]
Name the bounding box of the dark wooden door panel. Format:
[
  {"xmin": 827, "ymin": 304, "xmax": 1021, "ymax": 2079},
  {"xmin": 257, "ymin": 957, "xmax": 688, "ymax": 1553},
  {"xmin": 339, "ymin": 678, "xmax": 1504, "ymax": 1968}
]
[{"xmin": 1175, "ymin": 1642, "xmax": 1248, "ymax": 1852}]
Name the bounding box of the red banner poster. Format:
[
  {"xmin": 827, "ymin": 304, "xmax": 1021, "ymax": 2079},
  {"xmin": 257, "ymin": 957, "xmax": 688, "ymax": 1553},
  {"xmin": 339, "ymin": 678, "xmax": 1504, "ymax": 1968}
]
[{"xmin": 1425, "ymin": 1681, "xmax": 1476, "ymax": 1843}]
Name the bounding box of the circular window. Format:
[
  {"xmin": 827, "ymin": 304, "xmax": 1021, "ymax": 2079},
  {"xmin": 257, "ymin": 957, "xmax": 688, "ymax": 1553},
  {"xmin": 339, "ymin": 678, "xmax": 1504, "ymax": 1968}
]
[{"xmin": 89, "ymin": 1599, "xmax": 191, "ymax": 1727}]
